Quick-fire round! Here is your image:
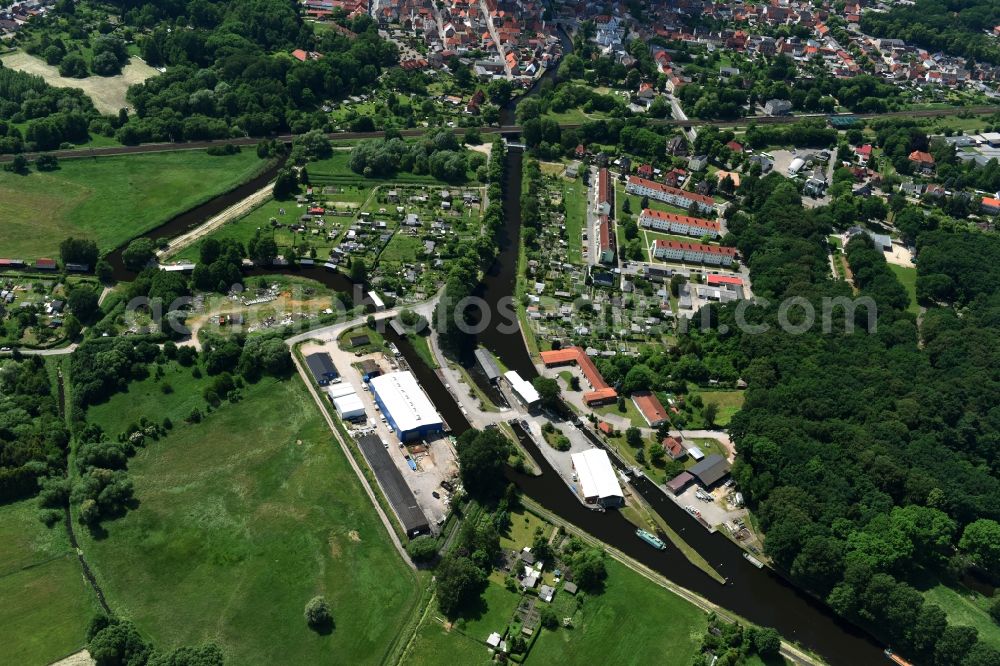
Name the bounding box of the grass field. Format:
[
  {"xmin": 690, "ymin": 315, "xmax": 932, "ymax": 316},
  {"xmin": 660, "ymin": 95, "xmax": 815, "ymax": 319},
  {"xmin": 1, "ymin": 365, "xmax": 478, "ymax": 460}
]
[
  {"xmin": 405, "ymin": 610, "xmax": 496, "ymax": 665},
  {"xmin": 85, "ymin": 361, "xmax": 208, "ymax": 439},
  {"xmin": 406, "ymin": 332, "xmax": 439, "ymax": 370},
  {"xmin": 561, "ymin": 180, "xmax": 587, "ymax": 264},
  {"xmin": 0, "ymin": 500, "xmax": 99, "ymax": 664},
  {"xmin": 923, "ymin": 583, "xmax": 1000, "ymax": 650},
  {"xmin": 1, "ymin": 52, "xmax": 158, "ymax": 114},
  {"xmin": 80, "ymin": 373, "xmax": 420, "ymax": 665},
  {"xmin": 595, "ymin": 398, "xmax": 647, "ymax": 429},
  {"xmin": 530, "ymin": 559, "xmax": 706, "ymax": 664},
  {"xmin": 690, "ymin": 389, "xmax": 745, "ymax": 427},
  {"xmin": 889, "ymin": 264, "xmax": 920, "ymax": 315},
  {"xmin": 0, "ymin": 150, "xmax": 267, "ymax": 259}
]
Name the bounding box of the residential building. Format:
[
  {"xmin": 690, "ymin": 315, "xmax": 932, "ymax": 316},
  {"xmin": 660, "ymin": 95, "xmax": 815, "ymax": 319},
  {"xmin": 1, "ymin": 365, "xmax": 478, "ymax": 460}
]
[
  {"xmin": 632, "ymin": 391, "xmax": 669, "ymax": 427},
  {"xmin": 650, "ymin": 239, "xmax": 737, "ymax": 266},
  {"xmin": 625, "ymin": 176, "xmax": 716, "ymax": 215},
  {"xmin": 908, "ymin": 150, "xmax": 935, "ymax": 174},
  {"xmin": 662, "ymin": 436, "xmax": 687, "ymax": 461},
  {"xmin": 763, "ymin": 99, "xmax": 793, "ymax": 115},
  {"xmin": 638, "ymin": 208, "xmax": 719, "ymax": 239}
]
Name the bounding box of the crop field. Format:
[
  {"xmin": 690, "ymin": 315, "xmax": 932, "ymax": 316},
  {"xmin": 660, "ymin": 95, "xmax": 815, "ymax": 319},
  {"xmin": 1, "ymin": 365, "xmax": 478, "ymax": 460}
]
[
  {"xmin": 79, "ymin": 373, "xmax": 420, "ymax": 665},
  {"xmin": 0, "ymin": 500, "xmax": 99, "ymax": 665},
  {"xmin": 0, "ymin": 150, "xmax": 267, "ymax": 259}
]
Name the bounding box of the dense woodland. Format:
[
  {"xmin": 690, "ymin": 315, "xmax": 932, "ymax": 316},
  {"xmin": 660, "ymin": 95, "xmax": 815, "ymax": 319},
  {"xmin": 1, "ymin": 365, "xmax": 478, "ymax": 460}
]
[
  {"xmin": 861, "ymin": 0, "xmax": 1000, "ymax": 65},
  {"xmin": 0, "ymin": 64, "xmax": 97, "ymax": 152},
  {"xmin": 708, "ymin": 174, "xmax": 1000, "ymax": 664}
]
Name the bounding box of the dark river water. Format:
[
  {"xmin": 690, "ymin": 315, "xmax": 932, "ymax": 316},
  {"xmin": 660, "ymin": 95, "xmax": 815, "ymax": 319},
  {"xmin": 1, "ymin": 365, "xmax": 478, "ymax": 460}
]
[{"xmin": 101, "ymin": 32, "xmax": 887, "ymax": 661}]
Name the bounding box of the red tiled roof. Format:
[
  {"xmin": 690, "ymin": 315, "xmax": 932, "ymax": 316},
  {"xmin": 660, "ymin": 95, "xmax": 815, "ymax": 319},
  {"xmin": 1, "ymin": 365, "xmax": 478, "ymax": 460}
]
[
  {"xmin": 633, "ymin": 391, "xmax": 668, "ymax": 425},
  {"xmin": 639, "ymin": 208, "xmax": 719, "ymax": 232},
  {"xmin": 908, "ymin": 150, "xmax": 934, "ymax": 164},
  {"xmin": 653, "ymin": 240, "xmax": 737, "ymax": 256},
  {"xmin": 662, "ymin": 436, "xmax": 684, "ymax": 458},
  {"xmin": 706, "ymin": 274, "xmax": 743, "ymax": 286},
  {"xmin": 627, "ymin": 176, "xmax": 714, "ymax": 206},
  {"xmin": 540, "ymin": 347, "xmax": 617, "ymax": 404},
  {"xmin": 598, "ymin": 168, "xmax": 610, "ymax": 205}
]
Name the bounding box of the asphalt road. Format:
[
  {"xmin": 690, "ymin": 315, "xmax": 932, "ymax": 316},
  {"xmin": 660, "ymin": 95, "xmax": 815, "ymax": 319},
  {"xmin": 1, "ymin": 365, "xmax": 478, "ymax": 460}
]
[{"xmin": 2, "ymin": 105, "xmax": 998, "ymax": 164}]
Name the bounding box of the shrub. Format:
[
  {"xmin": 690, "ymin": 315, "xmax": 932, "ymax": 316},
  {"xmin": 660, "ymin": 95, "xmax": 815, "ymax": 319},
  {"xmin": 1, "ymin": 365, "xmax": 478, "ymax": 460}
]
[{"xmin": 406, "ymin": 535, "xmax": 438, "ymax": 562}]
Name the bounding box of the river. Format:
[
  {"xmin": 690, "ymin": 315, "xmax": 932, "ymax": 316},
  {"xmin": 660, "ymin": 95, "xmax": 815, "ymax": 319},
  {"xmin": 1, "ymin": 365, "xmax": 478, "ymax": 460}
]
[{"xmin": 99, "ymin": 26, "xmax": 885, "ymax": 662}]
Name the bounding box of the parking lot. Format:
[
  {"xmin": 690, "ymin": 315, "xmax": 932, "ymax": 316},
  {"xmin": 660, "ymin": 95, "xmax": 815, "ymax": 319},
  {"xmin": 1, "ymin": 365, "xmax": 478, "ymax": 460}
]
[{"xmin": 672, "ymin": 481, "xmax": 748, "ymax": 531}]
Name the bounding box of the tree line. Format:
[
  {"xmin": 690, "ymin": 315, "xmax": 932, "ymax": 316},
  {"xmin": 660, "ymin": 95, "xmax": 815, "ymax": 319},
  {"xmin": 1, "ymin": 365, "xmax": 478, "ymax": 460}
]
[{"xmin": 433, "ymin": 136, "xmax": 506, "ymax": 356}]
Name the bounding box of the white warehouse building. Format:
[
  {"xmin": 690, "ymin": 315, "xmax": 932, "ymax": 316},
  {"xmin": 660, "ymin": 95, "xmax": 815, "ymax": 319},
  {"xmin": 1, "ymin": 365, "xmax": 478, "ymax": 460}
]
[
  {"xmin": 326, "ymin": 383, "xmax": 366, "ymax": 421},
  {"xmin": 571, "ymin": 449, "xmax": 624, "ymax": 508},
  {"xmin": 333, "ymin": 393, "xmax": 366, "ymax": 420},
  {"xmin": 369, "ymin": 371, "xmax": 443, "ymax": 441}
]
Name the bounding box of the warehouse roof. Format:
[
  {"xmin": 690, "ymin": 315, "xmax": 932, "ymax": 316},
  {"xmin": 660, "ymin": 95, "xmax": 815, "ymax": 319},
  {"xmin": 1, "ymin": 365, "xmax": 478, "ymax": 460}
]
[
  {"xmin": 356, "ymin": 434, "xmax": 429, "ymax": 537},
  {"xmin": 689, "ymin": 454, "xmax": 731, "ymax": 487},
  {"xmin": 571, "ymin": 449, "xmax": 623, "ymax": 501},
  {"xmin": 369, "ymin": 371, "xmax": 441, "ymax": 433},
  {"xmin": 325, "ymin": 384, "xmax": 356, "ymax": 400},
  {"xmin": 305, "ymin": 352, "xmax": 338, "ymax": 381},
  {"xmin": 474, "ymin": 347, "xmax": 501, "ymax": 381},
  {"xmin": 504, "ymin": 370, "xmax": 539, "ymax": 405}
]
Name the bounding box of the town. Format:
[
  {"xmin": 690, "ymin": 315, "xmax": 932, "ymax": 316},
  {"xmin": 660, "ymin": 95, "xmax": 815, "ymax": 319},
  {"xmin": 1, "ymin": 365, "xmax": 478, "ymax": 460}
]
[{"xmin": 1, "ymin": 1, "xmax": 1000, "ymax": 666}]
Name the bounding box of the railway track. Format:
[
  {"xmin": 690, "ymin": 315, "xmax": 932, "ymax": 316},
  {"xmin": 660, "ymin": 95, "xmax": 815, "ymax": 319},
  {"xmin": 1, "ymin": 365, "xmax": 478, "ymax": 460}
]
[{"xmin": 1, "ymin": 104, "xmax": 998, "ymax": 163}]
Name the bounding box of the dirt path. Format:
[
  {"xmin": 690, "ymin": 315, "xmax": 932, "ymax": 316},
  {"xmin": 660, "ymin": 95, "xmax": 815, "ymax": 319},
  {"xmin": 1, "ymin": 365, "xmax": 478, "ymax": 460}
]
[
  {"xmin": 159, "ymin": 182, "xmax": 274, "ymax": 260},
  {"xmin": 50, "ymin": 649, "xmax": 95, "ymax": 666}
]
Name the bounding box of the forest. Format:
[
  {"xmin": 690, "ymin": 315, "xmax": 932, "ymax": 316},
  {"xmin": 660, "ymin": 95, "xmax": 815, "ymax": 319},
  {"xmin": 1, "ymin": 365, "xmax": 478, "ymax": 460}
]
[
  {"xmin": 861, "ymin": 0, "xmax": 1000, "ymax": 65},
  {"xmin": 0, "ymin": 64, "xmax": 98, "ymax": 152},
  {"xmin": 718, "ymin": 174, "xmax": 1000, "ymax": 664}
]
